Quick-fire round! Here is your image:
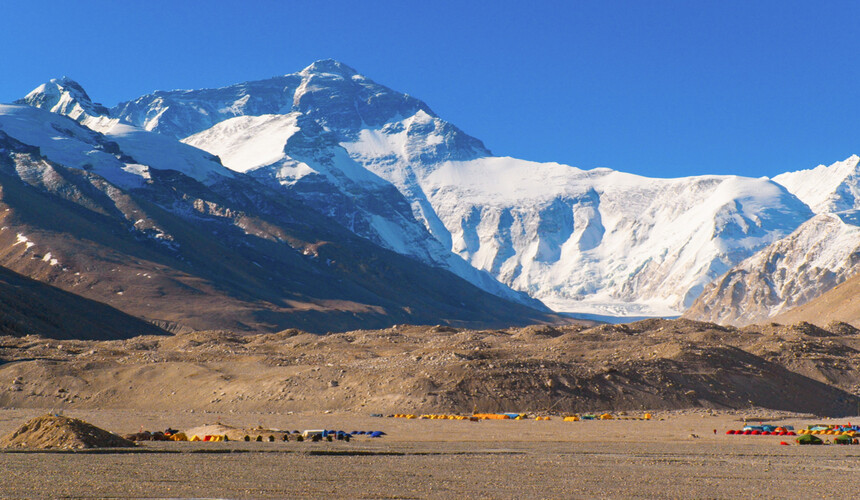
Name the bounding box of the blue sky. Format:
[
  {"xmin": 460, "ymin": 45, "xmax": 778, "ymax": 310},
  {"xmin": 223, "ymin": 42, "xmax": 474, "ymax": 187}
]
[{"xmin": 1, "ymin": 0, "xmax": 858, "ymax": 178}]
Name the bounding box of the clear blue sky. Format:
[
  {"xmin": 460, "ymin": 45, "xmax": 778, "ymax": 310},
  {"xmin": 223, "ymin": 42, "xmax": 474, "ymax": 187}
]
[{"xmin": 1, "ymin": 0, "xmax": 858, "ymax": 178}]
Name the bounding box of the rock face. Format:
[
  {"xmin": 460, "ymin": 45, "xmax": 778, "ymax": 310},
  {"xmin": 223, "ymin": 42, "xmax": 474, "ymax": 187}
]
[
  {"xmin": 0, "ymin": 103, "xmax": 555, "ymax": 333},
  {"xmin": 686, "ymin": 156, "xmax": 860, "ymax": 325},
  {"xmin": 81, "ymin": 59, "xmax": 813, "ymax": 318}
]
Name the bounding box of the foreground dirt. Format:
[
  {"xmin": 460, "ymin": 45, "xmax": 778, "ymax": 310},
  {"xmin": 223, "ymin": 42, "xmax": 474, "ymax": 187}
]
[
  {"xmin": 1, "ymin": 409, "xmax": 859, "ymax": 499},
  {"xmin": 2, "ymin": 319, "xmax": 859, "ymax": 416}
]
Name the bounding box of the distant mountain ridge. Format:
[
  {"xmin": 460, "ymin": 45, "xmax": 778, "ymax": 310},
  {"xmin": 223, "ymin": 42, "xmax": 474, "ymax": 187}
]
[{"xmin": 14, "ymin": 60, "xmax": 859, "ymax": 322}]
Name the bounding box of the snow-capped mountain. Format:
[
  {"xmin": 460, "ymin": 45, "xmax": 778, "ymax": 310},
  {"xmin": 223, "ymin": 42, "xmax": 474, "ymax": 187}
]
[
  {"xmin": 90, "ymin": 60, "xmax": 811, "ymax": 317},
  {"xmin": 417, "ymin": 160, "xmax": 811, "ymax": 316},
  {"xmin": 685, "ymin": 156, "xmax": 860, "ymax": 325},
  {"xmin": 0, "ymin": 102, "xmax": 555, "ymax": 333},
  {"xmin": 773, "ymin": 155, "xmax": 860, "ymax": 213},
  {"xmin": 181, "ymin": 111, "xmax": 530, "ymax": 306},
  {"xmin": 19, "ymin": 60, "xmax": 837, "ymax": 319}
]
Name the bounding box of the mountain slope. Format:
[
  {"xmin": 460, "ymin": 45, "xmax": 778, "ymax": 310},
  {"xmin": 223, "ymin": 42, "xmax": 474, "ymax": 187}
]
[
  {"xmin": 0, "ymin": 265, "xmax": 166, "ymax": 340},
  {"xmin": 685, "ymin": 156, "xmax": 860, "ymax": 325},
  {"xmin": 0, "ymin": 104, "xmax": 557, "ymax": 333},
  {"xmin": 770, "ymin": 272, "xmax": 860, "ymax": 327},
  {"xmin": 102, "ymin": 60, "xmax": 815, "ymax": 318},
  {"xmin": 684, "ymin": 211, "xmax": 860, "ymax": 325},
  {"xmin": 25, "ymin": 70, "xmax": 538, "ymax": 309},
  {"xmin": 773, "ymin": 155, "xmax": 860, "ymax": 213}
]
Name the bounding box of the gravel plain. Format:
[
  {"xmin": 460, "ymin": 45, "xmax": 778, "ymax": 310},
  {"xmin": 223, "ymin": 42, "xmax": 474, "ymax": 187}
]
[{"xmin": 2, "ymin": 409, "xmax": 859, "ymax": 498}]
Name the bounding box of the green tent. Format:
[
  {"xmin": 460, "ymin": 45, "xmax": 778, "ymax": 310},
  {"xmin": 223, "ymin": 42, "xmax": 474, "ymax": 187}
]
[
  {"xmin": 834, "ymin": 434, "xmax": 853, "ymax": 445},
  {"xmin": 796, "ymin": 434, "xmax": 823, "ymax": 445}
]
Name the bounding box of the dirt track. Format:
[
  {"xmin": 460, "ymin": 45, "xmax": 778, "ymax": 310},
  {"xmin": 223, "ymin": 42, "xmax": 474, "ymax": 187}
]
[{"xmin": 2, "ymin": 409, "xmax": 860, "ymax": 498}]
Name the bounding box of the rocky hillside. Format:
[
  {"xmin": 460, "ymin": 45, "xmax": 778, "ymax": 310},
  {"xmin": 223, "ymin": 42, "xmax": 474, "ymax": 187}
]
[
  {"xmin": 771, "ymin": 273, "xmax": 860, "ymax": 327},
  {"xmin": 2, "ymin": 319, "xmax": 858, "ymax": 416}
]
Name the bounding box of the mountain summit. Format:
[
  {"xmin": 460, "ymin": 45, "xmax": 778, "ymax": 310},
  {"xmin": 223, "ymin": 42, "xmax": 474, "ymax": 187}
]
[
  {"xmin": 300, "ymin": 58, "xmax": 360, "ymax": 77},
  {"xmin": 17, "ymin": 77, "xmax": 109, "ymax": 120}
]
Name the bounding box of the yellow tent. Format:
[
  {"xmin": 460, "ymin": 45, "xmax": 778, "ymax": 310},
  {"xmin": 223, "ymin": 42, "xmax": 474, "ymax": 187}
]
[
  {"xmin": 170, "ymin": 432, "xmax": 188, "ymax": 441},
  {"xmin": 189, "ymin": 435, "xmax": 201, "ymax": 442}
]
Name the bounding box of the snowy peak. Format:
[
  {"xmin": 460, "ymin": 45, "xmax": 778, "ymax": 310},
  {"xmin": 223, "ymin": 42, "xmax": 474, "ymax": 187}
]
[
  {"xmin": 300, "ymin": 59, "xmax": 360, "ymax": 78},
  {"xmin": 109, "ymin": 61, "xmax": 490, "ymax": 163},
  {"xmin": 772, "ymin": 155, "xmax": 860, "ymax": 213},
  {"xmin": 684, "ymin": 211, "xmax": 860, "ymax": 325},
  {"xmin": 18, "ymin": 77, "xmax": 109, "ymax": 122}
]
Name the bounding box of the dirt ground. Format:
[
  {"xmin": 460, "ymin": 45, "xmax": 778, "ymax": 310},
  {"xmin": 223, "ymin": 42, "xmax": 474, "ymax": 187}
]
[{"xmin": 2, "ymin": 409, "xmax": 859, "ymax": 498}]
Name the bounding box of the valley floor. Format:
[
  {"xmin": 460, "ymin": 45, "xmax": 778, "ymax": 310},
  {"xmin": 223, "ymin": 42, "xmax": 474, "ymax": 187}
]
[{"xmin": 1, "ymin": 409, "xmax": 859, "ymax": 498}]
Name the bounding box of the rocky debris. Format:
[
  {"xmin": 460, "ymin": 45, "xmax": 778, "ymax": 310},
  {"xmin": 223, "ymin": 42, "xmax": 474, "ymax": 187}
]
[{"xmin": 0, "ymin": 414, "xmax": 135, "ymax": 449}]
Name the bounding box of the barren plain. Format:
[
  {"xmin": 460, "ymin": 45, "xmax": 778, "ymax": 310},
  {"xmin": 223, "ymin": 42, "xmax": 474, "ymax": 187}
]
[
  {"xmin": 2, "ymin": 409, "xmax": 860, "ymax": 498},
  {"xmin": 2, "ymin": 318, "xmax": 860, "ymax": 498}
]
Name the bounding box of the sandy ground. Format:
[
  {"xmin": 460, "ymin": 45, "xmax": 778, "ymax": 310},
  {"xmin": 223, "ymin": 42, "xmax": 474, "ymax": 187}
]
[{"xmin": 2, "ymin": 408, "xmax": 859, "ymax": 498}]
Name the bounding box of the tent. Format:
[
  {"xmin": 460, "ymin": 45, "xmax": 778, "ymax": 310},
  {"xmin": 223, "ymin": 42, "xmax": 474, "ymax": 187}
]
[
  {"xmin": 796, "ymin": 434, "xmax": 823, "ymax": 445},
  {"xmin": 834, "ymin": 434, "xmax": 853, "ymax": 445}
]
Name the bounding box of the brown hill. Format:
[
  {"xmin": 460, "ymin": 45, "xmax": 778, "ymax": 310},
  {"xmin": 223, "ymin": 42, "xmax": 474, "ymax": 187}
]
[
  {"xmin": 770, "ymin": 273, "xmax": 860, "ymax": 327},
  {"xmin": 0, "ymin": 414, "xmax": 134, "ymax": 449},
  {"xmin": 1, "ymin": 319, "xmax": 858, "ymax": 416}
]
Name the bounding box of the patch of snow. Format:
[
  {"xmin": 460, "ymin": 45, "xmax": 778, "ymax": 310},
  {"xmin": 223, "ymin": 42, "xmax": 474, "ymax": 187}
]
[{"xmin": 14, "ymin": 233, "xmax": 34, "ymax": 249}]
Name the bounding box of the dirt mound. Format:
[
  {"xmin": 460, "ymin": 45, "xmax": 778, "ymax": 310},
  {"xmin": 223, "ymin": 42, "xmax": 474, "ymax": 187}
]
[
  {"xmin": 0, "ymin": 414, "xmax": 135, "ymax": 449},
  {"xmin": 826, "ymin": 321, "xmax": 859, "ymax": 336},
  {"xmin": 784, "ymin": 321, "xmax": 834, "ymax": 337}
]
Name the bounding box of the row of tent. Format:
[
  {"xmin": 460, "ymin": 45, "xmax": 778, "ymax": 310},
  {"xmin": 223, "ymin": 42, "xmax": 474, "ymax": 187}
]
[
  {"xmin": 149, "ymin": 430, "xmax": 385, "ymax": 443},
  {"xmin": 799, "ymin": 424, "xmax": 858, "ymax": 436},
  {"xmin": 742, "ymin": 425, "xmax": 794, "ymax": 432},
  {"xmin": 392, "ymin": 412, "xmax": 651, "ymax": 421},
  {"xmin": 727, "ymin": 429, "xmax": 797, "ymax": 436},
  {"xmin": 566, "ymin": 413, "xmax": 651, "ymax": 421}
]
